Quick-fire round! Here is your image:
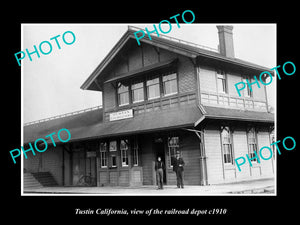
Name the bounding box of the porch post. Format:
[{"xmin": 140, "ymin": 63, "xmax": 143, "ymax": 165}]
[{"xmin": 198, "ymin": 130, "xmax": 208, "ymax": 186}]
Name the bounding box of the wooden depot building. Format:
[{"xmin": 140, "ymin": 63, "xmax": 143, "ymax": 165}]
[{"xmin": 23, "ymin": 25, "xmax": 275, "ymax": 188}]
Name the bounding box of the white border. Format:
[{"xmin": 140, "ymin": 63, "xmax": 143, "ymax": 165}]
[{"xmin": 21, "ymin": 23, "xmax": 277, "ymax": 196}]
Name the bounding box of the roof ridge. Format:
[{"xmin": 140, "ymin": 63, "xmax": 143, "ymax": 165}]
[
  {"xmin": 128, "ymin": 25, "xmax": 219, "ymax": 53},
  {"xmin": 24, "ymin": 105, "xmax": 102, "ymax": 126}
]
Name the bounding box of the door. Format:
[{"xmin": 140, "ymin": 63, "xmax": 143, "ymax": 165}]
[
  {"xmin": 153, "ymin": 138, "xmax": 167, "ymax": 184},
  {"xmin": 72, "ymin": 149, "xmax": 97, "ymax": 186}
]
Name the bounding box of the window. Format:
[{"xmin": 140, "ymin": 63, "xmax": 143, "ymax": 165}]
[
  {"xmin": 243, "ymin": 76, "xmax": 252, "ymax": 97},
  {"xmin": 132, "ymin": 137, "xmax": 139, "ymax": 166},
  {"xmin": 111, "ymin": 155, "xmax": 117, "ymax": 167},
  {"xmin": 270, "ymin": 131, "xmax": 275, "ymax": 160},
  {"xmin": 132, "ymin": 81, "xmax": 144, "ymax": 103},
  {"xmin": 109, "ymin": 141, "xmax": 117, "ymax": 151},
  {"xmin": 221, "ymin": 126, "xmax": 234, "ymax": 165},
  {"xmin": 163, "ymin": 73, "xmax": 178, "ymax": 96},
  {"xmin": 109, "ymin": 141, "xmax": 117, "ymax": 167},
  {"xmin": 146, "ymin": 77, "xmax": 160, "ymax": 100},
  {"xmin": 117, "ymin": 82, "xmax": 129, "ymax": 106},
  {"xmin": 247, "ymin": 128, "xmax": 258, "ymax": 163},
  {"xmin": 217, "ymin": 70, "xmax": 227, "ymax": 94},
  {"xmin": 99, "ymin": 142, "xmax": 107, "ymax": 168},
  {"xmin": 168, "ymin": 136, "xmax": 179, "ymax": 167},
  {"xmin": 120, "ymin": 139, "xmax": 129, "ymax": 167}
]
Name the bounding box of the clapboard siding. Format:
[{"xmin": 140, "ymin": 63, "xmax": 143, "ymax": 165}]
[
  {"xmin": 227, "ymin": 72, "xmax": 241, "ymax": 97},
  {"xmin": 204, "ymin": 127, "xmax": 224, "ymax": 184},
  {"xmin": 233, "ymin": 130, "xmax": 251, "ymax": 179},
  {"xmin": 204, "ymin": 124, "xmax": 274, "ymax": 184},
  {"xmin": 257, "ymin": 131, "xmax": 274, "ymax": 176},
  {"xmin": 179, "ymin": 133, "xmax": 201, "ymax": 185},
  {"xmin": 199, "ymin": 66, "xmax": 217, "ymax": 93},
  {"xmin": 141, "ymin": 136, "xmax": 155, "ymax": 185},
  {"xmin": 24, "ymin": 145, "xmax": 63, "ymax": 185}
]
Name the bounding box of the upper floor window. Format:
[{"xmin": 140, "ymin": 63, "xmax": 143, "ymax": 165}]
[
  {"xmin": 163, "ymin": 73, "xmax": 178, "ymax": 96},
  {"xmin": 243, "ymin": 76, "xmax": 252, "ymax": 98},
  {"xmin": 217, "ymin": 70, "xmax": 227, "ymax": 94},
  {"xmin": 132, "ymin": 81, "xmax": 144, "ymax": 103},
  {"xmin": 146, "ymin": 77, "xmax": 160, "ymax": 100},
  {"xmin": 117, "ymin": 82, "xmax": 129, "ymax": 106}
]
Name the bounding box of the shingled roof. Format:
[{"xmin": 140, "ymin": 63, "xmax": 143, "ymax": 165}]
[
  {"xmin": 81, "ymin": 26, "xmax": 273, "ymax": 91},
  {"xmin": 24, "ymin": 104, "xmax": 203, "ymax": 144}
]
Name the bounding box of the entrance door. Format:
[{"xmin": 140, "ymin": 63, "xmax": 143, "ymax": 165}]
[
  {"xmin": 153, "ymin": 139, "xmax": 167, "ymax": 184},
  {"xmin": 72, "ymin": 150, "xmax": 97, "ymax": 186}
]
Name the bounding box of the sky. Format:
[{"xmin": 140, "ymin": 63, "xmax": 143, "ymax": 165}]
[{"xmin": 22, "ymin": 24, "xmax": 276, "ymax": 124}]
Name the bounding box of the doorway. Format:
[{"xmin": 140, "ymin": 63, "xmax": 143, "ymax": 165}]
[
  {"xmin": 153, "ymin": 138, "xmax": 167, "ymax": 184},
  {"xmin": 72, "ymin": 149, "xmax": 97, "ymax": 186}
]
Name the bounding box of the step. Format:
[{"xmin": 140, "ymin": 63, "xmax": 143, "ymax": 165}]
[
  {"xmin": 23, "ymin": 173, "xmax": 43, "ymax": 189},
  {"xmin": 32, "ymin": 172, "xmax": 58, "ymax": 187}
]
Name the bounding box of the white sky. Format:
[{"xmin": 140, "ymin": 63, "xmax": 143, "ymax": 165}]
[{"xmin": 22, "ymin": 24, "xmax": 276, "ymax": 124}]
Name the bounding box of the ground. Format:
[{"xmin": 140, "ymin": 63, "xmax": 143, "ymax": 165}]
[{"xmin": 23, "ymin": 178, "xmax": 274, "ymax": 195}]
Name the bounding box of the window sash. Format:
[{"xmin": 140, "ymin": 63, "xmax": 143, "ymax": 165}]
[
  {"xmin": 100, "ymin": 143, "xmax": 107, "ymax": 168},
  {"xmin": 100, "ymin": 152, "xmax": 107, "ymax": 167},
  {"xmin": 168, "ymin": 137, "xmax": 179, "ymax": 167},
  {"xmin": 109, "ymin": 141, "xmax": 117, "ymax": 151},
  {"xmin": 223, "ymin": 144, "xmax": 233, "ymax": 164},
  {"xmin": 132, "ymin": 138, "xmax": 139, "ymax": 166},
  {"xmin": 132, "ymin": 87, "xmax": 144, "ymax": 103},
  {"xmin": 243, "ymin": 77, "xmax": 252, "ymax": 97},
  {"xmin": 111, "ymin": 155, "xmax": 117, "ymax": 167},
  {"xmin": 217, "ymin": 78, "xmax": 226, "ymax": 93},
  {"xmin": 118, "ymin": 92, "xmax": 129, "ymax": 106},
  {"xmin": 163, "ymin": 79, "xmax": 178, "ymax": 96},
  {"xmin": 147, "ymin": 83, "xmax": 160, "ymax": 99},
  {"xmin": 120, "ymin": 140, "xmax": 129, "ymax": 167}
]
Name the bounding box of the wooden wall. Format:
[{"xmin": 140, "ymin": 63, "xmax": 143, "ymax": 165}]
[
  {"xmin": 204, "ymin": 123, "xmax": 275, "ymax": 184},
  {"xmin": 102, "ymin": 42, "xmax": 197, "ymax": 115}
]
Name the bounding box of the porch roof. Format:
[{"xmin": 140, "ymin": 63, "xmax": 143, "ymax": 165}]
[
  {"xmin": 196, "ymin": 106, "xmax": 275, "ymax": 126},
  {"xmin": 24, "ymin": 105, "xmax": 203, "ymax": 144}
]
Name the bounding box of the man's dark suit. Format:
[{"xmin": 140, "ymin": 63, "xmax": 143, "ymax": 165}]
[{"xmin": 172, "ymin": 157, "xmax": 185, "ymax": 188}]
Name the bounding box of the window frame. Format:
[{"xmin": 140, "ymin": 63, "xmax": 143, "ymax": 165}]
[
  {"xmin": 120, "ymin": 139, "xmax": 129, "ymax": 167},
  {"xmin": 131, "ymin": 81, "xmax": 145, "ymax": 103},
  {"xmin": 109, "ymin": 140, "xmax": 117, "ymax": 168},
  {"xmin": 162, "ymin": 73, "xmax": 178, "ymax": 97},
  {"xmin": 217, "ymin": 70, "xmax": 227, "ymax": 94},
  {"xmin": 168, "ymin": 136, "xmax": 179, "ymax": 168},
  {"xmin": 247, "ymin": 127, "xmax": 259, "ymax": 164},
  {"xmin": 243, "ymin": 76, "xmax": 253, "ymax": 98},
  {"xmin": 117, "ymin": 82, "xmax": 130, "ymax": 106},
  {"xmin": 220, "ymin": 126, "xmax": 234, "ymax": 166},
  {"xmin": 99, "ymin": 142, "xmax": 108, "ymax": 168},
  {"xmin": 132, "ymin": 137, "xmax": 139, "ymax": 166},
  {"xmin": 146, "ymin": 76, "xmax": 161, "ymax": 100}
]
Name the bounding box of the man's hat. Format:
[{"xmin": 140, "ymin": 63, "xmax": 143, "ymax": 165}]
[{"xmin": 176, "ymin": 151, "xmax": 180, "ymax": 154}]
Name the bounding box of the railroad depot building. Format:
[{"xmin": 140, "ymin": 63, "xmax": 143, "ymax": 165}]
[{"xmin": 23, "ymin": 25, "xmax": 275, "ymax": 188}]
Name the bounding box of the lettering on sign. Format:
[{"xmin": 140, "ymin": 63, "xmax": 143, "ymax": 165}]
[{"xmin": 109, "ymin": 109, "xmax": 133, "ymax": 121}]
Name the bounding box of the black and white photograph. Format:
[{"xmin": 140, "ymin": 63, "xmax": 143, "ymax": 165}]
[
  {"xmin": 21, "ymin": 23, "xmax": 276, "ymax": 196},
  {"xmin": 3, "ymin": 4, "xmax": 298, "ymax": 221}
]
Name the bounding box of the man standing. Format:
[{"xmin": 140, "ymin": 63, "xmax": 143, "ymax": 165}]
[
  {"xmin": 155, "ymin": 156, "xmax": 165, "ymax": 190},
  {"xmin": 173, "ymin": 151, "xmax": 185, "ymax": 188}
]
